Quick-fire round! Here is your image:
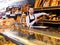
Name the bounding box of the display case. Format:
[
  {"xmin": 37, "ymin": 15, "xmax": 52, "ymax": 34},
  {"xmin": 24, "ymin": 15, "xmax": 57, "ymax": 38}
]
[
  {"xmin": 0, "ymin": 33, "xmax": 25, "ymax": 45},
  {"xmin": 0, "ymin": 30, "xmax": 48, "ymax": 45},
  {"xmin": 1, "ymin": 27, "xmax": 60, "ymax": 45}
]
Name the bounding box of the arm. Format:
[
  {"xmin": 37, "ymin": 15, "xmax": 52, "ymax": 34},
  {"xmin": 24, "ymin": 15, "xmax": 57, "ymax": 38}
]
[
  {"xmin": 34, "ymin": 13, "xmax": 49, "ymax": 18},
  {"xmin": 26, "ymin": 16, "xmax": 35, "ymax": 27}
]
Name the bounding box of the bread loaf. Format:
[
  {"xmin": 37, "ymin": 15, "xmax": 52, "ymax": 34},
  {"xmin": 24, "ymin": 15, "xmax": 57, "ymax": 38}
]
[{"xmin": 51, "ymin": 0, "xmax": 58, "ymax": 6}]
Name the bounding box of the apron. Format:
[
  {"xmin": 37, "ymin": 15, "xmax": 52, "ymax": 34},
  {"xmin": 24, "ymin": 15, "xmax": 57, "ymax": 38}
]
[
  {"xmin": 27, "ymin": 15, "xmax": 36, "ymax": 39},
  {"xmin": 29, "ymin": 15, "xmax": 38, "ymax": 26}
]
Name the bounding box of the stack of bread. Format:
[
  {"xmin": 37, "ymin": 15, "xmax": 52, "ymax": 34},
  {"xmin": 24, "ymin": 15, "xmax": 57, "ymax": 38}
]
[
  {"xmin": 43, "ymin": 0, "xmax": 50, "ymax": 7},
  {"xmin": 0, "ymin": 18, "xmax": 15, "ymax": 30}
]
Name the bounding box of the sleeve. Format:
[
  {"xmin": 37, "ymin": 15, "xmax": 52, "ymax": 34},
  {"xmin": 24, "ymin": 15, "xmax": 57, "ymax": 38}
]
[
  {"xmin": 26, "ymin": 16, "xmax": 35, "ymax": 27},
  {"xmin": 34, "ymin": 13, "xmax": 49, "ymax": 18}
]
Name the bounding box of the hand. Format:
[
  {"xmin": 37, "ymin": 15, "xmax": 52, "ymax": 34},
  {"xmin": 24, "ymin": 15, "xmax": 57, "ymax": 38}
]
[{"xmin": 35, "ymin": 19, "xmax": 40, "ymax": 22}]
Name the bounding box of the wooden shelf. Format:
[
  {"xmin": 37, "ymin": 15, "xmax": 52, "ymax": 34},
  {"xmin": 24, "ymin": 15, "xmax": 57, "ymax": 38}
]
[
  {"xmin": 34, "ymin": 6, "xmax": 60, "ymax": 27},
  {"xmin": 38, "ymin": 20, "xmax": 60, "ymax": 24},
  {"xmin": 34, "ymin": 6, "xmax": 60, "ymax": 11}
]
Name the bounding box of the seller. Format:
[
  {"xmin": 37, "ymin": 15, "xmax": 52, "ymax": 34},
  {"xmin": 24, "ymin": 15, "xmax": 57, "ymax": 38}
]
[
  {"xmin": 26, "ymin": 7, "xmax": 49, "ymax": 39},
  {"xmin": 26, "ymin": 7, "xmax": 48, "ymax": 28},
  {"xmin": 9, "ymin": 8, "xmax": 17, "ymax": 20}
]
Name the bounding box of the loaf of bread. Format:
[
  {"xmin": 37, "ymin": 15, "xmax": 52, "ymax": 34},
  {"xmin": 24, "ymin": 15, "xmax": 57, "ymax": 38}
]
[
  {"xmin": 34, "ymin": 0, "xmax": 42, "ymax": 8},
  {"xmin": 51, "ymin": 0, "xmax": 58, "ymax": 6}
]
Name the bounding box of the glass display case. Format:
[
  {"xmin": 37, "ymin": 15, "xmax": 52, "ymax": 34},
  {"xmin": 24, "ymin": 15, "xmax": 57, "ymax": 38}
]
[{"xmin": 0, "ymin": 34, "xmax": 25, "ymax": 45}]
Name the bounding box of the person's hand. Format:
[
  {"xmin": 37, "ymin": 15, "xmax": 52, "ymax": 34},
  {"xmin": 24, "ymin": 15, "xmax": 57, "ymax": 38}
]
[{"xmin": 34, "ymin": 19, "xmax": 40, "ymax": 22}]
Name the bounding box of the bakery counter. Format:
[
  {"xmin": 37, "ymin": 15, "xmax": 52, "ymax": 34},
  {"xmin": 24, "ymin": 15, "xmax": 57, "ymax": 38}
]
[
  {"xmin": 2, "ymin": 28, "xmax": 60, "ymax": 45},
  {"xmin": 20, "ymin": 28, "xmax": 60, "ymax": 45},
  {"xmin": 1, "ymin": 30, "xmax": 48, "ymax": 45},
  {"xmin": 0, "ymin": 26, "xmax": 60, "ymax": 45}
]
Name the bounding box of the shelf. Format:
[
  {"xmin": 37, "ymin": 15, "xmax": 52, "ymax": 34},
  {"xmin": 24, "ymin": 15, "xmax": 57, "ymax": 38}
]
[
  {"xmin": 34, "ymin": 6, "xmax": 60, "ymax": 25},
  {"xmin": 40, "ymin": 6, "xmax": 60, "ymax": 9},
  {"xmin": 34, "ymin": 6, "xmax": 60, "ymax": 11},
  {"xmin": 38, "ymin": 20, "xmax": 60, "ymax": 24}
]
